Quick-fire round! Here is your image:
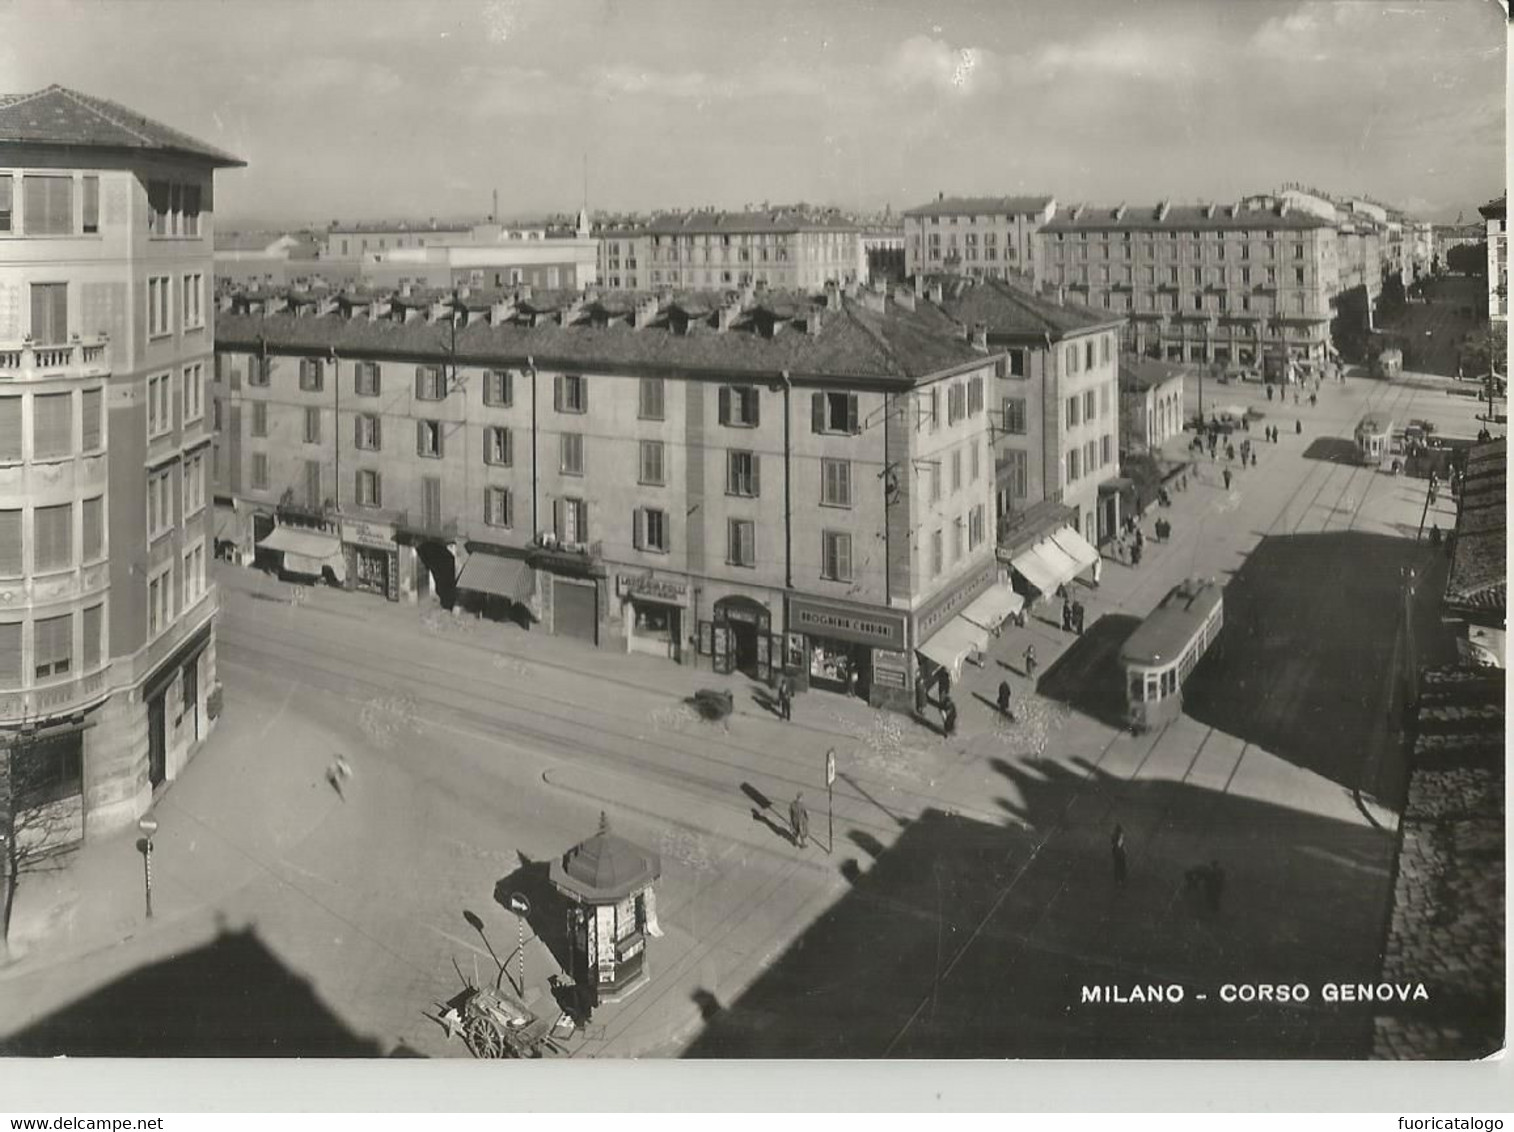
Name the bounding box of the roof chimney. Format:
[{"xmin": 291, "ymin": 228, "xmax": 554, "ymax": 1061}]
[
  {"xmin": 806, "ymin": 307, "xmax": 824, "ymax": 335},
  {"xmin": 716, "ymin": 303, "xmax": 739, "ymax": 332},
  {"xmin": 938, "ymin": 191, "xmax": 945, "ymax": 201},
  {"xmin": 1114, "ymin": 204, "xmax": 1127, "ymax": 221},
  {"xmin": 1156, "ymin": 201, "xmax": 1171, "ymax": 223},
  {"xmin": 913, "ymin": 274, "xmax": 926, "ymax": 298},
  {"xmin": 970, "ymin": 321, "xmax": 988, "ymax": 352},
  {"xmin": 632, "ymin": 295, "xmax": 659, "ymax": 330},
  {"xmin": 927, "ymin": 281, "xmax": 943, "ymax": 305}
]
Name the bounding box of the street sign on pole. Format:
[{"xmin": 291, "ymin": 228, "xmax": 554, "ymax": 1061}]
[
  {"xmin": 825, "ymin": 749, "xmax": 836, "ymax": 786},
  {"xmin": 825, "ymin": 749, "xmax": 836, "ymax": 855},
  {"xmin": 507, "ymin": 892, "xmax": 531, "ymax": 994}
]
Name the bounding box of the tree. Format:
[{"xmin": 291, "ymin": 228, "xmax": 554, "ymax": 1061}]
[
  {"xmin": 1445, "ymin": 242, "xmax": 1487, "ymax": 276},
  {"xmin": 1461, "ymin": 322, "xmax": 1507, "ymax": 379},
  {"xmin": 1, "ymin": 733, "xmax": 84, "ymax": 958}
]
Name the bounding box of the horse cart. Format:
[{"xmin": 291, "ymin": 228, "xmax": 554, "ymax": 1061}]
[{"xmin": 451, "ymin": 983, "xmax": 563, "ymax": 1059}]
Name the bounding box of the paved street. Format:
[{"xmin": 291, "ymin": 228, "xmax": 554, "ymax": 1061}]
[{"xmin": 0, "ymin": 368, "xmax": 1477, "ymax": 1059}]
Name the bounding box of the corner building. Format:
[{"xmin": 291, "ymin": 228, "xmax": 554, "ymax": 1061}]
[
  {"xmin": 0, "ymin": 86, "xmax": 243, "ymax": 845},
  {"xmin": 211, "ymin": 282, "xmax": 1005, "ymax": 713}
]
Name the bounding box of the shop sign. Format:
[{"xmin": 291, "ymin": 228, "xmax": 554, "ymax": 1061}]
[
  {"xmin": 618, "ymin": 573, "xmax": 688, "ymax": 604},
  {"xmin": 789, "ymin": 597, "xmax": 906, "ymax": 650},
  {"xmin": 342, "ymin": 520, "xmax": 396, "ymax": 550},
  {"xmin": 872, "ymin": 649, "xmax": 909, "ymax": 690},
  {"xmin": 915, "ymin": 559, "xmax": 996, "ymax": 641}
]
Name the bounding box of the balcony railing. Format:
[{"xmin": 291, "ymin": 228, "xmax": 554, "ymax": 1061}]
[
  {"xmin": 0, "ymin": 335, "xmax": 111, "ymax": 381},
  {"xmin": 395, "ymin": 510, "xmax": 460, "ymax": 541},
  {"xmin": 0, "ymin": 667, "xmax": 110, "ymax": 724}
]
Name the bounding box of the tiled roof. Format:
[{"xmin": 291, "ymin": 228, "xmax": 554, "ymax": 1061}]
[
  {"xmin": 213, "ymin": 286, "xmax": 990, "ymax": 384},
  {"xmin": 1119, "ymin": 354, "xmax": 1187, "ymax": 392},
  {"xmin": 902, "ymin": 195, "xmax": 1054, "ymax": 219},
  {"xmin": 0, "ymin": 84, "xmax": 244, "ymax": 166},
  {"xmin": 1477, "ymin": 195, "xmax": 1506, "ymax": 221},
  {"xmin": 1445, "ymin": 438, "xmax": 1506, "ymax": 614},
  {"xmin": 643, "ymin": 210, "xmax": 859, "ymax": 236},
  {"xmin": 1042, "ymin": 203, "xmax": 1333, "ymax": 233},
  {"xmin": 928, "ymin": 275, "xmax": 1123, "ymax": 340}
]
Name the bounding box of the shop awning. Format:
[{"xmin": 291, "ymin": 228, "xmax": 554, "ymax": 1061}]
[
  {"xmin": 1032, "ymin": 538, "xmax": 1082, "ymax": 587},
  {"xmin": 213, "ymin": 503, "xmax": 238, "ymax": 540},
  {"xmin": 1050, "ymin": 527, "xmax": 1101, "ymax": 574},
  {"xmin": 1010, "ymin": 545, "xmax": 1064, "ymax": 595},
  {"xmin": 257, "ymin": 526, "xmax": 346, "ymax": 582},
  {"xmin": 960, "ymin": 582, "xmax": 1024, "ymax": 633},
  {"xmin": 456, "ymin": 553, "xmax": 535, "ymax": 603},
  {"xmin": 917, "ymin": 616, "xmax": 990, "ymax": 680}
]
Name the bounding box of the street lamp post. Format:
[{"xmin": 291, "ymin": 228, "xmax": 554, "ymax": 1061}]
[{"xmin": 138, "ymin": 815, "xmax": 158, "ymax": 919}]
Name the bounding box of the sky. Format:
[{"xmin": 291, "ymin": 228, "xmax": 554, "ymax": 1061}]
[{"xmin": 0, "ymin": 0, "xmax": 1504, "ymax": 228}]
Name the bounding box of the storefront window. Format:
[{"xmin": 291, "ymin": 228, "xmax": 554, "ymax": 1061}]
[{"xmin": 632, "ymin": 602, "xmax": 673, "ymax": 643}]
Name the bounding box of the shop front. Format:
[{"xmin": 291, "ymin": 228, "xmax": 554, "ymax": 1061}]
[
  {"xmin": 341, "ymin": 519, "xmax": 400, "ymax": 601},
  {"xmin": 616, "ymin": 572, "xmax": 687, "ymax": 663},
  {"xmin": 256, "ymin": 524, "xmax": 347, "ymax": 584},
  {"xmin": 705, "ymin": 595, "xmax": 773, "ymax": 680},
  {"xmin": 455, "ymin": 548, "xmax": 536, "ymax": 626},
  {"xmin": 912, "ymin": 558, "xmax": 997, "ymax": 711},
  {"xmin": 787, "ymin": 595, "xmax": 909, "ymax": 710}
]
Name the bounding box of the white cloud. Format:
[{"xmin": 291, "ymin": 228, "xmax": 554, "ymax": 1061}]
[
  {"xmin": 588, "ymin": 64, "xmax": 822, "ymax": 101},
  {"xmin": 888, "ymin": 36, "xmax": 998, "ymax": 96},
  {"xmin": 1031, "ymin": 31, "xmax": 1193, "ymax": 82}
]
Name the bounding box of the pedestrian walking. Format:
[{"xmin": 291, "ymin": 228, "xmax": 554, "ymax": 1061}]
[
  {"xmin": 1130, "ymin": 540, "xmax": 1143, "ymax": 566},
  {"xmin": 1111, "ymin": 824, "xmax": 1128, "ymax": 886},
  {"xmin": 1429, "ymin": 523, "xmax": 1442, "ymax": 547},
  {"xmin": 1062, "ymin": 597, "xmax": 1074, "ymax": 633},
  {"xmin": 1225, "ymin": 443, "xmax": 1235, "ymax": 463},
  {"xmin": 1024, "ymin": 644, "xmax": 1038, "ymax": 680},
  {"xmin": 1091, "ymin": 555, "xmax": 1103, "ymax": 588},
  {"xmin": 777, "ymin": 675, "xmax": 792, "ymax": 721},
  {"xmin": 1250, "ymin": 449, "xmax": 1258, "ymax": 468},
  {"xmin": 1266, "ymin": 384, "xmax": 1274, "ymax": 402},
  {"xmin": 942, "ymin": 695, "xmax": 958, "ymax": 738},
  {"xmin": 1073, "ymin": 601, "xmax": 1086, "ymax": 636},
  {"xmin": 1134, "ymin": 526, "xmax": 1145, "ymax": 552},
  {"xmin": 789, "ymin": 793, "xmax": 810, "ymax": 849},
  {"xmin": 997, "ymin": 680, "xmax": 1013, "ymax": 717},
  {"xmin": 1309, "ymin": 392, "xmax": 1317, "ymax": 408},
  {"xmin": 1223, "ymin": 468, "xmax": 1233, "ymax": 491},
  {"xmin": 1295, "ymin": 419, "xmax": 1303, "ymax": 436}
]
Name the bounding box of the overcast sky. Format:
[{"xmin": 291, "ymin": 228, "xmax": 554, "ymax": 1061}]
[{"xmin": 0, "ymin": 0, "xmax": 1504, "ymax": 227}]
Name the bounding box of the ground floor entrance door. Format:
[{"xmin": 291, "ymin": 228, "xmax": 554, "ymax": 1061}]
[
  {"xmin": 147, "ymin": 695, "xmax": 166, "ymax": 789},
  {"xmin": 555, "ymin": 578, "xmax": 599, "ymax": 645},
  {"xmin": 181, "ymin": 656, "xmax": 199, "ymax": 743}
]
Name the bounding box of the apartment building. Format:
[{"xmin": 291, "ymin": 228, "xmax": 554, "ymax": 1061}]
[
  {"xmin": 1036, "ymin": 200, "xmax": 1336, "ymax": 372},
  {"xmin": 1118, "ymin": 355, "xmax": 1186, "ymax": 454},
  {"xmin": 318, "ymin": 220, "xmax": 476, "ymax": 260},
  {"xmin": 601, "ymin": 210, "xmax": 863, "ymax": 293},
  {"xmin": 211, "ymin": 281, "xmax": 1009, "ymax": 711},
  {"xmin": 902, "ymin": 195, "xmax": 1056, "ymax": 284},
  {"xmin": 1479, "ymin": 194, "xmax": 1506, "ymax": 324},
  {"xmin": 927, "ymin": 277, "xmax": 1124, "ymax": 554},
  {"xmin": 0, "ymin": 85, "xmax": 242, "ymax": 849}
]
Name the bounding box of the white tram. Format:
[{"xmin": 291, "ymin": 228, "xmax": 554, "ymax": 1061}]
[
  {"xmin": 1354, "ymin": 412, "xmax": 1398, "ymax": 468},
  {"xmin": 1120, "ymin": 578, "xmax": 1225, "ymax": 732}
]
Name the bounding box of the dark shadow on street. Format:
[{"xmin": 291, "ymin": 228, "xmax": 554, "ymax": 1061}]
[
  {"xmin": 1182, "ymin": 531, "xmax": 1457, "ymax": 803},
  {"xmin": 1034, "ymin": 613, "xmax": 1142, "ymax": 729},
  {"xmin": 683, "ymin": 756, "xmax": 1420, "ymax": 1058},
  {"xmin": 1302, "ymin": 437, "xmax": 1361, "ymax": 465},
  {"xmin": 496, "ymin": 855, "xmax": 574, "ymax": 978},
  {"xmin": 0, "ymin": 927, "xmax": 386, "ymax": 1056},
  {"xmin": 752, "ymin": 807, "xmax": 796, "ymax": 845},
  {"xmin": 692, "ymin": 988, "xmax": 724, "ymax": 1021},
  {"xmin": 849, "ymin": 829, "xmax": 885, "ymax": 859},
  {"xmin": 741, "ymin": 782, "xmax": 773, "ymax": 811}
]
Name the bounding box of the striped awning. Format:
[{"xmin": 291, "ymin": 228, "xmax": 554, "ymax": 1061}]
[
  {"xmin": 257, "ymin": 526, "xmax": 346, "ymax": 582},
  {"xmin": 917, "ymin": 616, "xmax": 990, "ymax": 682},
  {"xmin": 456, "ymin": 553, "xmax": 535, "ymax": 603}
]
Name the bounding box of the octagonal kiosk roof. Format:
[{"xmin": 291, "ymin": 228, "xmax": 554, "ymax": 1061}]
[{"xmin": 548, "ymin": 813, "xmax": 662, "ymax": 904}]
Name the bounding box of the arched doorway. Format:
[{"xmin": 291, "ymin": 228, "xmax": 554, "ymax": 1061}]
[
  {"xmin": 415, "ymin": 540, "xmax": 458, "ymax": 609},
  {"xmin": 712, "ymin": 595, "xmax": 771, "ymax": 679}
]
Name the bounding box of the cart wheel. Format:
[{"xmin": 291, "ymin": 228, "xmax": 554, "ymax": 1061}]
[{"xmin": 466, "ymin": 1016, "xmax": 506, "ymax": 1059}]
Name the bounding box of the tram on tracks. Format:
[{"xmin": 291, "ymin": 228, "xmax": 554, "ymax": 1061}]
[{"xmin": 1120, "ymin": 577, "xmax": 1225, "ymax": 733}]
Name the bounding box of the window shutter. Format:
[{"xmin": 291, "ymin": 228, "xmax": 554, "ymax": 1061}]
[
  {"xmin": 373, "ymin": 417, "xmax": 382, "ymax": 450},
  {"xmin": 354, "ymin": 415, "xmax": 363, "ymax": 448},
  {"xmin": 416, "ymin": 419, "xmax": 426, "ymax": 455},
  {"xmin": 748, "ymin": 391, "xmax": 758, "ymax": 428},
  {"xmin": 0, "ymin": 511, "xmax": 19, "ymax": 575},
  {"xmin": 553, "ymin": 376, "xmax": 563, "ymax": 412},
  {"xmin": 552, "ymin": 497, "xmax": 563, "ymax": 537},
  {"xmin": 83, "ymin": 496, "xmax": 102, "ymax": 560},
  {"xmin": 81, "ymin": 388, "xmax": 101, "ymax": 450},
  {"xmin": 811, "ymin": 391, "xmax": 824, "ymax": 433},
  {"xmin": 632, "ymin": 507, "xmax": 643, "ymax": 550},
  {"xmin": 0, "ymin": 622, "xmax": 18, "ymax": 686},
  {"xmin": 847, "ymin": 393, "xmax": 859, "ymax": 434},
  {"xmin": 33, "ymin": 393, "xmax": 71, "ymax": 458},
  {"xmin": 0, "ymin": 398, "xmax": 20, "ymax": 460},
  {"xmin": 415, "ymin": 366, "xmax": 426, "ymax": 399},
  {"xmin": 83, "ymin": 604, "xmax": 102, "ymax": 670},
  {"xmin": 751, "ymin": 454, "xmax": 761, "ymax": 498},
  {"xmin": 502, "ymin": 428, "xmax": 512, "ymax": 466},
  {"xmin": 718, "ymin": 385, "xmax": 731, "ymax": 426}
]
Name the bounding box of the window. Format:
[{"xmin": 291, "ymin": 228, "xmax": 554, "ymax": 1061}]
[
  {"xmin": 250, "ymin": 356, "xmax": 271, "ymax": 387},
  {"xmin": 559, "ymin": 432, "xmax": 583, "ymax": 475},
  {"xmin": 555, "ymin": 374, "xmax": 587, "ymax": 413},
  {"xmin": 821, "ymin": 531, "xmax": 853, "ymax": 581},
  {"xmin": 23, "ymin": 175, "xmax": 73, "ymax": 236},
  {"xmin": 1065, "ymin": 345, "xmax": 1079, "ymax": 375},
  {"xmin": 930, "ymin": 529, "xmax": 943, "ymax": 577},
  {"xmin": 183, "ymin": 542, "xmax": 207, "ymax": 607},
  {"xmin": 417, "ymin": 420, "xmax": 443, "ymax": 458},
  {"xmin": 148, "ymin": 566, "xmax": 172, "ymax": 637},
  {"xmin": 813, "ymin": 391, "xmax": 859, "ymax": 434},
  {"xmin": 356, "ymin": 468, "xmax": 382, "ymax": 508},
  {"xmin": 639, "ymin": 377, "xmax": 664, "ymax": 420},
  {"xmin": 355, "ymin": 413, "xmax": 382, "ymax": 451},
  {"xmin": 355, "ymin": 361, "xmax": 381, "ymax": 397},
  {"xmin": 298, "ymin": 358, "xmax": 324, "ymax": 392},
  {"xmin": 485, "ymin": 425, "xmax": 512, "ymax": 466},
  {"xmin": 726, "ymin": 450, "xmax": 759, "ymax": 497},
  {"xmin": 182, "ymin": 363, "xmax": 203, "ymax": 424},
  {"xmin": 639, "ymin": 439, "xmax": 665, "ymax": 485},
  {"xmin": 484, "ymin": 486, "xmax": 512, "ymax": 527},
  {"xmin": 1101, "ymin": 434, "xmax": 1112, "ymax": 466},
  {"xmin": 820, "ymin": 458, "xmax": 852, "ymax": 507},
  {"xmin": 251, "ymin": 451, "xmax": 268, "ymax": 490},
  {"xmin": 930, "ymin": 461, "xmax": 942, "ymax": 502},
  {"xmin": 0, "ymin": 511, "xmax": 17, "ymax": 576},
  {"xmin": 1085, "ymin": 340, "xmax": 1095, "ymax": 369},
  {"xmin": 951, "ymin": 449, "xmax": 962, "ymax": 492},
  {"xmin": 1004, "ymin": 448, "xmax": 1028, "ymax": 499},
  {"xmin": 415, "ymin": 365, "xmax": 445, "ymax": 401},
  {"xmin": 966, "ymin": 376, "xmax": 984, "ymax": 416},
  {"xmin": 727, "ymin": 518, "xmax": 756, "ymax": 567},
  {"xmin": 719, "ymin": 385, "xmax": 759, "ymax": 428},
  {"xmin": 1084, "ymin": 390, "xmax": 1097, "ymax": 420},
  {"xmin": 0, "ymin": 175, "xmax": 11, "ymax": 233},
  {"xmin": 968, "ymin": 504, "xmax": 986, "ymax": 550},
  {"xmin": 1008, "ymin": 348, "xmax": 1026, "ymax": 377},
  {"xmin": 30, "ymin": 282, "xmax": 68, "ymax": 345},
  {"xmin": 635, "ymin": 507, "xmax": 669, "ymax": 553},
  {"xmin": 304, "ymin": 406, "xmax": 321, "ymax": 444},
  {"xmin": 80, "ymin": 175, "xmax": 99, "ymax": 234},
  {"xmin": 1066, "ymin": 395, "xmax": 1080, "ymax": 428},
  {"xmin": 917, "ymin": 388, "xmax": 939, "ymax": 431},
  {"xmin": 147, "ymin": 467, "xmax": 173, "ymax": 539},
  {"xmin": 82, "ymin": 495, "xmax": 103, "ymax": 561},
  {"xmin": 1002, "ymin": 397, "xmax": 1027, "ymax": 435},
  {"xmin": 1100, "ymin": 336, "xmax": 1111, "ymax": 365},
  {"xmin": 947, "ymin": 383, "xmax": 966, "ymax": 425},
  {"xmin": 182, "ymin": 273, "xmax": 204, "ymax": 330},
  {"xmin": 1294, "ymin": 267, "xmax": 1305, "ymax": 285},
  {"xmin": 147, "ymin": 373, "xmax": 172, "ymax": 438},
  {"xmin": 183, "ymin": 452, "xmax": 205, "ymax": 517},
  {"xmin": 33, "ymin": 614, "xmax": 72, "ymax": 680},
  {"xmin": 952, "ymin": 518, "xmax": 963, "ymax": 562},
  {"xmin": 148, "ymin": 276, "xmax": 171, "ymax": 337},
  {"xmin": 971, "ymin": 439, "xmax": 981, "ymax": 482},
  {"xmin": 34, "ymin": 502, "xmax": 72, "ymax": 571},
  {"xmin": 250, "ymin": 400, "xmax": 267, "ymax": 438},
  {"xmin": 555, "ymin": 496, "xmax": 587, "ymax": 543},
  {"xmin": 1067, "ymin": 447, "xmax": 1081, "ymax": 482},
  {"xmin": 32, "ymin": 392, "xmax": 72, "ymax": 458},
  {"xmin": 483, "ymin": 369, "xmax": 513, "ymax": 407},
  {"xmin": 302, "ymin": 459, "xmax": 321, "ymax": 509},
  {"xmin": 82, "ymin": 603, "xmax": 102, "ymax": 671}
]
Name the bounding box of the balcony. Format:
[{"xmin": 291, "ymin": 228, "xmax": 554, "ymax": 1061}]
[
  {"xmin": 0, "ymin": 666, "xmax": 110, "ymax": 724},
  {"xmin": 395, "ymin": 509, "xmax": 461, "ymax": 541},
  {"xmin": 528, "ymin": 537, "xmax": 604, "ymax": 576},
  {"xmin": 0, "ymin": 335, "xmax": 110, "ymax": 382}
]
